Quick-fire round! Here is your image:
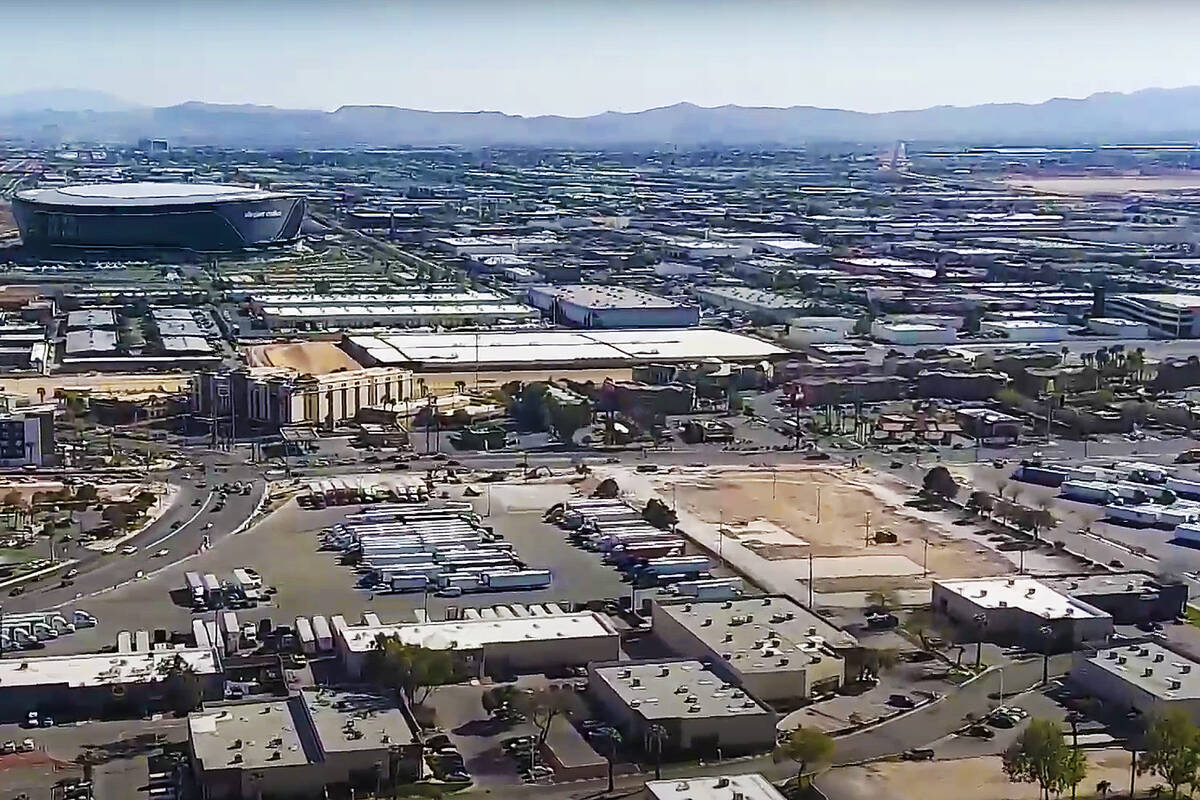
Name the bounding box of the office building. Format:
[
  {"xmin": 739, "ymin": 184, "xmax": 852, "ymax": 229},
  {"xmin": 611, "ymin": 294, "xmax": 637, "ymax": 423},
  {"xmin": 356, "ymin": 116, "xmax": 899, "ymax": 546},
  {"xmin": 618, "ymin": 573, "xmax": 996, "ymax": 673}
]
[
  {"xmin": 1043, "ymin": 573, "xmax": 1188, "ymax": 624},
  {"xmin": 649, "ymin": 597, "xmax": 853, "ymax": 702},
  {"xmin": 1106, "ymin": 294, "xmax": 1200, "ymax": 338},
  {"xmin": 587, "ymin": 660, "xmax": 778, "ymax": 756},
  {"xmin": 0, "ymin": 406, "xmax": 55, "ymax": 466}
]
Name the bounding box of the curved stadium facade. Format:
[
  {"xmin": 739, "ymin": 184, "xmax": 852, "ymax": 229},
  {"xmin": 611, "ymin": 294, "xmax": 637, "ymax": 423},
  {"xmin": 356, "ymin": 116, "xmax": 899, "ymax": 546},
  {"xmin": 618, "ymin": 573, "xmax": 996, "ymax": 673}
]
[{"xmin": 12, "ymin": 182, "xmax": 306, "ymax": 251}]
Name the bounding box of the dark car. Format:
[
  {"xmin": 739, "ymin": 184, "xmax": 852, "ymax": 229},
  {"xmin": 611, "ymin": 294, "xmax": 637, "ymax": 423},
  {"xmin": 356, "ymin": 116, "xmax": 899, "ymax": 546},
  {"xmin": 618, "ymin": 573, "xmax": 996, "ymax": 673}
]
[
  {"xmin": 888, "ymin": 693, "xmax": 916, "ymax": 709},
  {"xmin": 901, "ymin": 748, "xmax": 934, "ymax": 761},
  {"xmin": 965, "ymin": 725, "xmax": 996, "ymax": 739},
  {"xmin": 1136, "ymin": 621, "xmax": 1165, "ymax": 633}
]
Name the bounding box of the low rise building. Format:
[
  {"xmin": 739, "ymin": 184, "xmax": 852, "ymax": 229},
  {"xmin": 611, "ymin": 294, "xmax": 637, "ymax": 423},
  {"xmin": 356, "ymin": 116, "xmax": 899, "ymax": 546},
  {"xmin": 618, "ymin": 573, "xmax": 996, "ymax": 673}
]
[
  {"xmin": 587, "ymin": 660, "xmax": 778, "ymax": 757},
  {"xmin": 1043, "ymin": 573, "xmax": 1188, "ymax": 624},
  {"xmin": 188, "ymin": 688, "xmax": 422, "ymax": 800},
  {"xmin": 932, "ymin": 577, "xmax": 1113, "ymax": 651},
  {"xmin": 955, "ymin": 407, "xmax": 1022, "ymax": 444},
  {"xmin": 870, "ymin": 320, "xmax": 958, "ymax": 345},
  {"xmin": 335, "ymin": 608, "xmax": 620, "ymax": 680},
  {"xmin": 645, "ymin": 774, "xmax": 785, "ymax": 800},
  {"xmin": 1106, "ymin": 294, "xmax": 1200, "ymax": 338},
  {"xmin": 649, "ymin": 596, "xmax": 853, "ymax": 703},
  {"xmin": 692, "ymin": 287, "xmax": 807, "ymax": 324},
  {"xmin": 1070, "ymin": 643, "xmax": 1200, "ymax": 721},
  {"xmin": 527, "ymin": 285, "xmax": 699, "ymax": 328},
  {"xmin": 1088, "ymin": 317, "xmax": 1151, "ymax": 338},
  {"xmin": 980, "ymin": 319, "xmax": 1071, "ymax": 342},
  {"xmin": 0, "ymin": 647, "xmax": 220, "ymax": 723},
  {"xmin": 0, "ymin": 405, "xmax": 55, "ymax": 466}
]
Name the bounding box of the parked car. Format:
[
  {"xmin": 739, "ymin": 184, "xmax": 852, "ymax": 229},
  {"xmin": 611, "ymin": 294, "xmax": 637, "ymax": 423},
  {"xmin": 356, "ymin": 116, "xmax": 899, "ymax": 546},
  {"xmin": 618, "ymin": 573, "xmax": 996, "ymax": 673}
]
[
  {"xmin": 965, "ymin": 724, "xmax": 995, "ymax": 739},
  {"xmin": 888, "ymin": 694, "xmax": 916, "ymax": 709},
  {"xmin": 901, "ymin": 748, "xmax": 934, "ymax": 761}
]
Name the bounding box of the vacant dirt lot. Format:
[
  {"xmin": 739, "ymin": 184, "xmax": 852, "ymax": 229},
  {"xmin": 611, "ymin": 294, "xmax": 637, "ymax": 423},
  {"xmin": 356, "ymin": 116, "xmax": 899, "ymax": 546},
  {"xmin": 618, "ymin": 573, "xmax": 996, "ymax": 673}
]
[
  {"xmin": 0, "ymin": 374, "xmax": 192, "ymax": 402},
  {"xmin": 658, "ymin": 466, "xmax": 1012, "ymax": 581},
  {"xmin": 828, "ymin": 748, "xmax": 1132, "ymax": 800},
  {"xmin": 246, "ymin": 341, "xmax": 365, "ymax": 374},
  {"xmin": 1007, "ymin": 174, "xmax": 1200, "ymax": 195}
]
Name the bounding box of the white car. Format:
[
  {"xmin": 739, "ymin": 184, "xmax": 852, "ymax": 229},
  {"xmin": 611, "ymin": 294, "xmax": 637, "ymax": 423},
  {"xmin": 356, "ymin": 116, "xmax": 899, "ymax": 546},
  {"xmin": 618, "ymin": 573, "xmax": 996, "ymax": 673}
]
[
  {"xmin": 153, "ymin": 549, "xmax": 169, "ymax": 558},
  {"xmin": 120, "ymin": 545, "xmax": 138, "ymax": 555},
  {"xmin": 64, "ymin": 568, "xmax": 78, "ymax": 579}
]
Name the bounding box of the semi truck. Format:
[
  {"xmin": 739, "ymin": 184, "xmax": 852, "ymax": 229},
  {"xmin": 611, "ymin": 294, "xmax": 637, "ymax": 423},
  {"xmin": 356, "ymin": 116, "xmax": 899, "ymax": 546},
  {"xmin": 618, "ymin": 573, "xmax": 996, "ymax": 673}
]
[
  {"xmin": 630, "ymin": 556, "xmax": 710, "ymax": 578},
  {"xmin": 202, "ymin": 574, "xmax": 224, "ymax": 608},
  {"xmin": 312, "ymin": 615, "xmax": 333, "ymax": 652},
  {"xmin": 386, "ymin": 574, "xmax": 429, "ymax": 593},
  {"xmin": 185, "ymin": 572, "xmax": 205, "ymax": 605},
  {"xmin": 670, "ymin": 577, "xmax": 744, "ymax": 600},
  {"xmin": 295, "ymin": 617, "xmax": 317, "ymax": 655},
  {"xmin": 482, "ymin": 569, "xmax": 551, "ymax": 591}
]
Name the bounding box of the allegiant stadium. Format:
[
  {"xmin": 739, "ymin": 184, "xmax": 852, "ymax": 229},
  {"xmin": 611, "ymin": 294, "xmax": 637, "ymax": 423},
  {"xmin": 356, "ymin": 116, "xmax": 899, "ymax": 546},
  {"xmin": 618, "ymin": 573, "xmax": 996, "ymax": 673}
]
[{"xmin": 12, "ymin": 182, "xmax": 306, "ymax": 251}]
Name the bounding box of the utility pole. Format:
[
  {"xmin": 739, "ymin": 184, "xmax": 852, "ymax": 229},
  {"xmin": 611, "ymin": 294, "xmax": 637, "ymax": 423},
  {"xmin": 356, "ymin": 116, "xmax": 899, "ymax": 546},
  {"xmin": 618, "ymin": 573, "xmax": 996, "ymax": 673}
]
[
  {"xmin": 922, "ymin": 538, "xmax": 928, "ymax": 578},
  {"xmin": 807, "ymin": 552, "xmax": 813, "ymax": 607},
  {"xmin": 863, "ymin": 510, "xmax": 872, "ymax": 547}
]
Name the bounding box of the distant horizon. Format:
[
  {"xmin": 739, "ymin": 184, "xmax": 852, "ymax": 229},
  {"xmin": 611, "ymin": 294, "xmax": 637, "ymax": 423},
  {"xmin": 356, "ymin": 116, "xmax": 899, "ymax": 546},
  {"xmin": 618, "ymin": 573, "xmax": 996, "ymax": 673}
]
[
  {"xmin": 8, "ymin": 83, "xmax": 1200, "ymax": 119},
  {"xmin": 5, "ymin": 0, "xmax": 1200, "ymax": 118}
]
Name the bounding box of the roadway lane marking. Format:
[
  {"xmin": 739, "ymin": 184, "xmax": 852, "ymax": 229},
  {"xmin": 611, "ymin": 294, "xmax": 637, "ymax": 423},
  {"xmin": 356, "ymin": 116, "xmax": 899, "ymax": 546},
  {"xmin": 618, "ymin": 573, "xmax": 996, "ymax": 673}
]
[{"xmin": 144, "ymin": 490, "xmax": 214, "ymax": 549}]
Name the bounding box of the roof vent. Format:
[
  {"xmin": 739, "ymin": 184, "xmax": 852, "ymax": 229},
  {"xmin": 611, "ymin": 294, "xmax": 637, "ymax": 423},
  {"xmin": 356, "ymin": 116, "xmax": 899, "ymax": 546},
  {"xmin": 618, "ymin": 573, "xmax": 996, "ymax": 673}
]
[
  {"xmin": 660, "ymin": 666, "xmax": 670, "ymax": 677},
  {"xmin": 1182, "ymin": 665, "xmax": 1193, "ymax": 674},
  {"xmin": 716, "ymin": 778, "xmax": 731, "ymax": 788},
  {"xmin": 702, "ymin": 618, "xmax": 713, "ymax": 627},
  {"xmin": 1144, "ymin": 667, "xmax": 1154, "ymax": 677},
  {"xmin": 231, "ymin": 754, "xmax": 243, "ymax": 764},
  {"xmin": 1155, "ymin": 653, "xmax": 1165, "ymax": 663}
]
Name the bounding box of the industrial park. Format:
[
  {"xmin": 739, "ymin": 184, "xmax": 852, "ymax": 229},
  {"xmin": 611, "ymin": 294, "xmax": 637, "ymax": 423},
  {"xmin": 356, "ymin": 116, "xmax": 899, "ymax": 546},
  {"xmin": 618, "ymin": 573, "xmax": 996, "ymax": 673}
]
[{"xmin": 4, "ymin": 6, "xmax": 1200, "ymax": 800}]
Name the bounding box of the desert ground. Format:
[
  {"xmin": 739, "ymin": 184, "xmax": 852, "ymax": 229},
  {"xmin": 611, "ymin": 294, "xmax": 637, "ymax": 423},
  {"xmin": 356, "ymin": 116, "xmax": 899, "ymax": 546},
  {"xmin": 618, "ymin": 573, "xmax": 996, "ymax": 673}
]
[
  {"xmin": 245, "ymin": 341, "xmax": 364, "ymax": 374},
  {"xmin": 1006, "ymin": 174, "xmax": 1200, "ymax": 195}
]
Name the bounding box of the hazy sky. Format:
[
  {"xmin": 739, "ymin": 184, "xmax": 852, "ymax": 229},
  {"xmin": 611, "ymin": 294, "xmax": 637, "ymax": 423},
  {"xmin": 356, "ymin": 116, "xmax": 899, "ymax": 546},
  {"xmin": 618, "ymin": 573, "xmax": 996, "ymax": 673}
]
[{"xmin": 8, "ymin": 0, "xmax": 1200, "ymax": 116}]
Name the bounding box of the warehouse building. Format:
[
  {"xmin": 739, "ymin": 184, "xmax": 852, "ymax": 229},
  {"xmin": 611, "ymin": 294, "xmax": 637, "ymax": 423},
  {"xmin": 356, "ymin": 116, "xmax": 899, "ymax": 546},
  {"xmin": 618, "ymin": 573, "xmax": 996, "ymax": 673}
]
[
  {"xmin": 527, "ymin": 285, "xmax": 699, "ymax": 328},
  {"xmin": 335, "ymin": 608, "xmax": 620, "ymax": 680},
  {"xmin": 260, "ymin": 301, "xmax": 539, "ymax": 330},
  {"xmin": 64, "ymin": 329, "xmax": 118, "ymax": 356},
  {"xmin": 932, "ymin": 577, "xmax": 1113, "ymax": 651},
  {"xmin": 979, "ymin": 319, "xmax": 1071, "ymax": 342},
  {"xmin": 871, "ymin": 320, "xmax": 959, "ymax": 345},
  {"xmin": 587, "ymin": 660, "xmax": 778, "ymax": 757},
  {"xmin": 189, "ymin": 688, "xmax": 422, "ymax": 800},
  {"xmin": 645, "ymin": 774, "xmax": 785, "ymax": 800},
  {"xmin": 1043, "ymin": 573, "xmax": 1188, "ymax": 624},
  {"xmin": 1088, "ymin": 317, "xmax": 1151, "ymax": 338},
  {"xmin": 65, "ymin": 309, "xmax": 116, "ymax": 330},
  {"xmin": 0, "ymin": 647, "xmax": 221, "ymax": 723},
  {"xmin": 692, "ymin": 287, "xmax": 807, "ymax": 324},
  {"xmin": 649, "ymin": 596, "xmax": 854, "ymax": 703},
  {"xmin": 343, "ymin": 328, "xmax": 786, "ymax": 372},
  {"xmin": 1070, "ymin": 643, "xmax": 1200, "ymax": 722}
]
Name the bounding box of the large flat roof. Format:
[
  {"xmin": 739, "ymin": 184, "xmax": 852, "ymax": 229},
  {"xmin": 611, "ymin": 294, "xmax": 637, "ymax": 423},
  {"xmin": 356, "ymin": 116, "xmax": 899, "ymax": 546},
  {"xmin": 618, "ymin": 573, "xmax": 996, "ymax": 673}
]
[
  {"xmin": 655, "ymin": 596, "xmax": 854, "ymax": 676},
  {"xmin": 17, "ymin": 182, "xmax": 290, "ymax": 207},
  {"xmin": 646, "ymin": 774, "xmax": 784, "ymax": 800},
  {"xmin": 590, "ymin": 660, "xmax": 772, "ymax": 721},
  {"xmin": 345, "ymin": 328, "xmax": 786, "ymax": 369},
  {"xmin": 338, "ymin": 611, "xmax": 617, "ymax": 653},
  {"xmin": 935, "ymin": 577, "xmax": 1111, "ymax": 621},
  {"xmin": 529, "ymin": 285, "xmax": 689, "ymax": 311},
  {"xmin": 1082, "ymin": 643, "xmax": 1200, "ymax": 701},
  {"xmin": 0, "ymin": 647, "xmax": 217, "ymax": 689}
]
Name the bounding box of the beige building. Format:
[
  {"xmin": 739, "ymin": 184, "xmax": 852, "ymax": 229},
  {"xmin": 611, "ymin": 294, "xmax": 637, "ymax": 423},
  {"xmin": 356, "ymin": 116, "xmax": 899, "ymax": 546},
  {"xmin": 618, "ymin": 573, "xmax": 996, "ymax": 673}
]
[
  {"xmin": 189, "ymin": 688, "xmax": 421, "ymax": 800},
  {"xmin": 587, "ymin": 660, "xmax": 778, "ymax": 757},
  {"xmin": 1071, "ymin": 643, "xmax": 1200, "ymax": 722},
  {"xmin": 333, "ymin": 607, "xmax": 620, "ymax": 680},
  {"xmin": 645, "ymin": 774, "xmax": 785, "ymax": 800},
  {"xmin": 650, "ymin": 596, "xmax": 853, "ymax": 702}
]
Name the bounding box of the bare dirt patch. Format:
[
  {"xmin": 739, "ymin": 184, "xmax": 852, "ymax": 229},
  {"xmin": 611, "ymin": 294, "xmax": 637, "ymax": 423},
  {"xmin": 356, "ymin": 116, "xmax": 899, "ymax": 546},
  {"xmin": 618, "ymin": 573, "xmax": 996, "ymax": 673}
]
[
  {"xmin": 246, "ymin": 341, "xmax": 364, "ymax": 374},
  {"xmin": 1006, "ymin": 174, "xmax": 1200, "ymax": 195},
  {"xmin": 661, "ymin": 466, "xmax": 1012, "ymax": 580}
]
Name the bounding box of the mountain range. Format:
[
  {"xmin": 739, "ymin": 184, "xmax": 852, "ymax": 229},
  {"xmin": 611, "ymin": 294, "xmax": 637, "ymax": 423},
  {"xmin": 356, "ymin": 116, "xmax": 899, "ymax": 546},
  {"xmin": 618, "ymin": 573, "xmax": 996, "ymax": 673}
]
[{"xmin": 7, "ymin": 86, "xmax": 1200, "ymax": 147}]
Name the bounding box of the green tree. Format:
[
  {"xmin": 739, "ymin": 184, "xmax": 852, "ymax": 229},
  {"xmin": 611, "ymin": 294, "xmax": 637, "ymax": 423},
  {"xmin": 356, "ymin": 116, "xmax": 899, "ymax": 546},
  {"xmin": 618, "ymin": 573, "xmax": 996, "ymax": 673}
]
[
  {"xmin": 852, "ymin": 314, "xmax": 873, "ymax": 336},
  {"xmin": 922, "ymin": 466, "xmax": 959, "ymax": 501},
  {"xmin": 512, "ymin": 685, "xmax": 582, "ymax": 746},
  {"xmin": 1139, "ymin": 711, "xmax": 1200, "ymax": 800},
  {"xmin": 74, "ymin": 485, "xmax": 99, "ymax": 504},
  {"xmin": 364, "ymin": 635, "xmax": 457, "ymax": 705},
  {"xmin": 160, "ymin": 655, "xmax": 204, "ymax": 715},
  {"xmin": 481, "ymin": 684, "xmax": 521, "ymax": 716},
  {"xmin": 1003, "ymin": 719, "xmax": 1085, "ymax": 800},
  {"xmin": 775, "ymin": 727, "xmax": 835, "ymax": 789}
]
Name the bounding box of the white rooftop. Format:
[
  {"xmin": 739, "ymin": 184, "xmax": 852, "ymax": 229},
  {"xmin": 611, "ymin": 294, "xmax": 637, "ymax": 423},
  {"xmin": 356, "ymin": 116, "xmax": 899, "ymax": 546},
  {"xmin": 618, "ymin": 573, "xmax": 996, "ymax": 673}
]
[
  {"xmin": 646, "ymin": 774, "xmax": 784, "ymax": 800},
  {"xmin": 936, "ymin": 577, "xmax": 1110, "ymax": 620},
  {"xmin": 338, "ymin": 611, "xmax": 616, "ymax": 653},
  {"xmin": 591, "ymin": 660, "xmax": 772, "ymax": 720},
  {"xmin": 1083, "ymin": 642, "xmax": 1200, "ymax": 700},
  {"xmin": 0, "ymin": 647, "xmax": 217, "ymax": 688}
]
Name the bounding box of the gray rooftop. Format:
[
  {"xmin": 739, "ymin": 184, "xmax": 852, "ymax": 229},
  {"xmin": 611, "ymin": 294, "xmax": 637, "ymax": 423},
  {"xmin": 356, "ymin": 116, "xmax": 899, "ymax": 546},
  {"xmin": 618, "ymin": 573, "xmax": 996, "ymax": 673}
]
[
  {"xmin": 1082, "ymin": 643, "xmax": 1200, "ymax": 700},
  {"xmin": 655, "ymin": 596, "xmax": 857, "ymax": 674},
  {"xmin": 590, "ymin": 660, "xmax": 772, "ymax": 720},
  {"xmin": 531, "ymin": 284, "xmax": 689, "ymax": 311},
  {"xmin": 17, "ymin": 182, "xmax": 290, "ymax": 208},
  {"xmin": 189, "ymin": 689, "xmax": 415, "ymax": 774},
  {"xmin": 1045, "ymin": 573, "xmax": 1171, "ymax": 598}
]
